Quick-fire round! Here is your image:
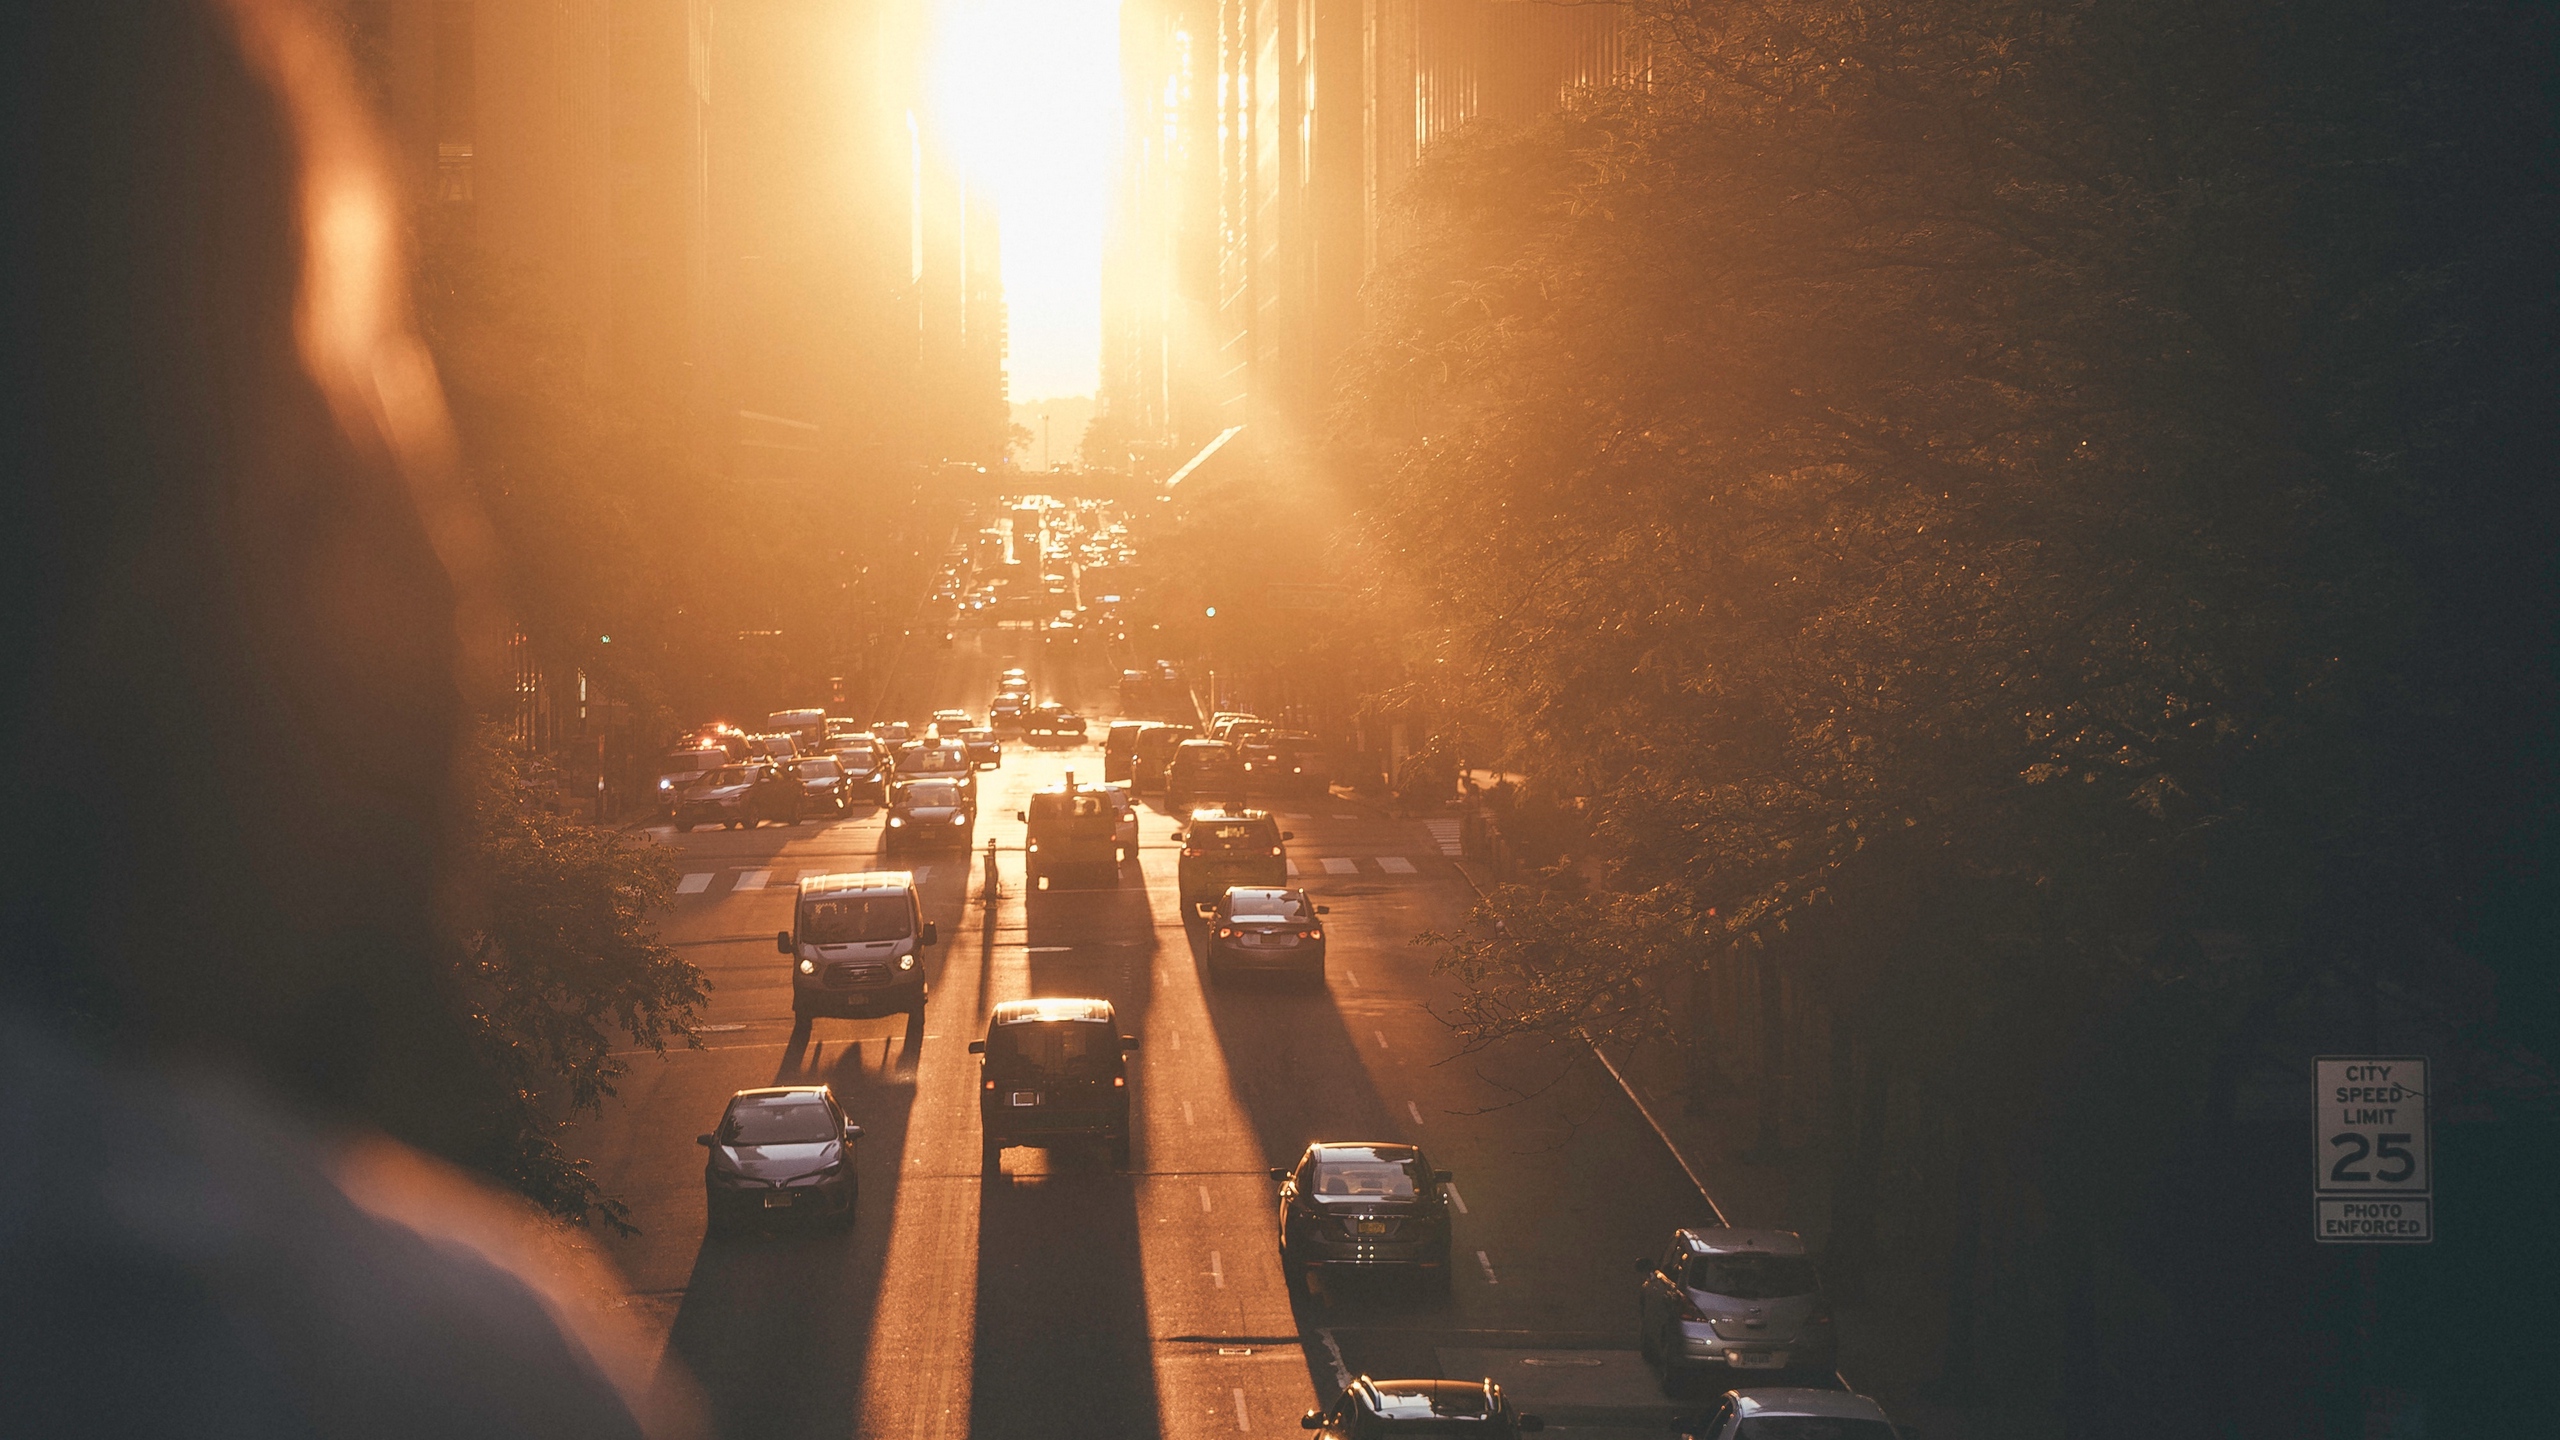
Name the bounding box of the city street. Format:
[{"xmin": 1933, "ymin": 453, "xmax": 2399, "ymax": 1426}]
[{"xmin": 575, "ymin": 630, "xmax": 1713, "ymax": 1438}]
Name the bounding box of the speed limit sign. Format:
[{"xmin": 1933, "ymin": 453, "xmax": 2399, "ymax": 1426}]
[{"xmin": 2314, "ymin": 1056, "xmax": 2431, "ymax": 1243}]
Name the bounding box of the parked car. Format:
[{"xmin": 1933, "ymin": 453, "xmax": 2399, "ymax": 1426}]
[
  {"xmin": 1205, "ymin": 886, "xmax": 1327, "ymax": 984},
  {"xmin": 697, "ymin": 1085, "xmax": 862, "ymax": 1234},
  {"xmin": 973, "ymin": 998, "xmax": 1138, "ymax": 1171},
  {"xmin": 1673, "ymin": 1389, "xmax": 1901, "ymax": 1440},
  {"xmin": 1639, "ymin": 1229, "xmax": 1837, "ymax": 1391},
  {"xmin": 1301, "ymin": 1379, "xmax": 1542, "ymax": 1438},
  {"xmin": 674, "ymin": 762, "xmax": 800, "ymax": 831},
  {"xmin": 1274, "ymin": 1143, "xmax": 1456, "ymax": 1293}
]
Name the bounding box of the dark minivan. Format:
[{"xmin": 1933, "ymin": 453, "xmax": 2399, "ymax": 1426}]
[
  {"xmin": 1130, "ymin": 723, "xmax": 1197, "ymax": 790},
  {"xmin": 972, "ymin": 998, "xmax": 1138, "ymax": 1171}
]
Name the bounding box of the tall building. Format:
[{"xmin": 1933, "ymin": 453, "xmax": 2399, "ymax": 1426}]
[{"xmin": 1103, "ymin": 0, "xmax": 1635, "ymax": 458}]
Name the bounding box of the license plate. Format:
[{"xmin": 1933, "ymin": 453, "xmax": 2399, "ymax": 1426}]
[
  {"xmin": 1011, "ymin": 1092, "xmax": 1039, "ymax": 1107},
  {"xmin": 762, "ymin": 1194, "xmax": 793, "ymax": 1209},
  {"xmin": 1727, "ymin": 1351, "xmax": 1787, "ymax": 1369},
  {"xmin": 1355, "ymin": 1220, "xmax": 1389, "ymax": 1236}
]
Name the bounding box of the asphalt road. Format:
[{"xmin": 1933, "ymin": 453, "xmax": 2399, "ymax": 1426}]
[{"xmin": 576, "ymin": 625, "xmax": 1720, "ymax": 1438}]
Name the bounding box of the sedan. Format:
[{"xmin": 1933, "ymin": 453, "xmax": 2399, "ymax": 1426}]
[
  {"xmin": 793, "ymin": 756, "xmax": 854, "ymax": 814},
  {"xmin": 1674, "ymin": 1389, "xmax": 1902, "ymax": 1440},
  {"xmin": 1206, "ymin": 886, "xmax": 1328, "ymax": 984},
  {"xmin": 959, "ymin": 726, "xmax": 1003, "ymax": 770},
  {"xmin": 1640, "ymin": 1228, "xmax": 1837, "ymax": 1390},
  {"xmin": 698, "ymin": 1086, "xmax": 862, "ymax": 1234},
  {"xmin": 1275, "ymin": 1143, "xmax": 1456, "ymax": 1293},
  {"xmin": 884, "ymin": 779, "xmax": 974, "ymax": 849}
]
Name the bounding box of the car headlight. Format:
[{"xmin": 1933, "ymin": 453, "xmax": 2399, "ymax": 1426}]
[
  {"xmin": 888, "ymin": 816, "xmax": 905, "ymax": 827},
  {"xmin": 659, "ymin": 778, "xmax": 674, "ymax": 790},
  {"xmin": 952, "ymin": 812, "xmax": 969, "ymax": 825},
  {"xmin": 898, "ymin": 953, "xmax": 916, "ymax": 971},
  {"xmin": 798, "ymin": 958, "xmax": 816, "ymax": 974}
]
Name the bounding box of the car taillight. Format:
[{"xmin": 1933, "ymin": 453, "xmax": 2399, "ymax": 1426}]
[
  {"xmin": 1182, "ymin": 847, "xmax": 1201, "ymax": 858},
  {"xmin": 1217, "ymin": 926, "xmax": 1234, "ymax": 938},
  {"xmin": 984, "ymin": 1079, "xmax": 995, "ymax": 1090},
  {"xmin": 1672, "ymin": 1292, "xmax": 1709, "ymax": 1323},
  {"xmin": 1300, "ymin": 930, "xmax": 1320, "ymax": 940},
  {"xmin": 1112, "ymin": 1076, "xmax": 1125, "ymax": 1088},
  {"xmin": 1268, "ymin": 847, "xmax": 1282, "ymax": 856}
]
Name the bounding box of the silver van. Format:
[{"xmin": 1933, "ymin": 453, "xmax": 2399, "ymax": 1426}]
[{"xmin": 779, "ymin": 871, "xmax": 937, "ymax": 1025}]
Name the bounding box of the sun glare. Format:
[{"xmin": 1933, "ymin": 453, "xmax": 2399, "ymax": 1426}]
[{"xmin": 929, "ymin": 0, "xmax": 1121, "ymax": 403}]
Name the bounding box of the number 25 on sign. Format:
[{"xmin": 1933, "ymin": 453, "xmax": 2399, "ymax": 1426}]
[{"xmin": 2314, "ymin": 1056, "xmax": 2431, "ymax": 1244}]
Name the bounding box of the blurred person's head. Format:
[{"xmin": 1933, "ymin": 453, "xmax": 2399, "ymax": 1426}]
[{"xmin": 0, "ymin": 1, "xmax": 492, "ymax": 1140}]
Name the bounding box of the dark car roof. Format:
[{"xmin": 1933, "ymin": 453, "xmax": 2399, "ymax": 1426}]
[{"xmin": 1357, "ymin": 1377, "xmax": 1501, "ymax": 1421}]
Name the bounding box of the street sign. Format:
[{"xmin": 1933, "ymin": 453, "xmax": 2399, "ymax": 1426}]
[{"xmin": 2314, "ymin": 1056, "xmax": 2431, "ymax": 1243}]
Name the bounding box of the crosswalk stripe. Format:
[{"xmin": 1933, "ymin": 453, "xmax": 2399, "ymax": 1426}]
[
  {"xmin": 1378, "ymin": 856, "xmax": 1417, "ymax": 874},
  {"xmin": 1320, "ymin": 857, "xmax": 1358, "ymax": 875},
  {"xmin": 735, "ymin": 869, "xmax": 770, "ymax": 891},
  {"xmin": 1281, "ymin": 813, "xmax": 1312, "ymax": 821},
  {"xmin": 1423, "ymin": 820, "xmax": 1463, "ymax": 856},
  {"xmin": 1285, "ymin": 860, "xmax": 1301, "ymax": 877},
  {"xmin": 677, "ymin": 872, "xmax": 713, "ymax": 894}
]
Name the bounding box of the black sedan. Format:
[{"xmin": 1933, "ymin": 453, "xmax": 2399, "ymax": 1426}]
[
  {"xmin": 959, "ymin": 725, "xmax": 1003, "ymax": 769},
  {"xmin": 1302, "ymin": 1378, "xmax": 1543, "ymax": 1438},
  {"xmin": 697, "ymin": 1086, "xmax": 862, "ymax": 1234},
  {"xmin": 793, "ymin": 756, "xmax": 855, "ymax": 813},
  {"xmin": 1274, "ymin": 1142, "xmax": 1456, "ymax": 1293},
  {"xmin": 1205, "ymin": 886, "xmax": 1328, "ymax": 984}
]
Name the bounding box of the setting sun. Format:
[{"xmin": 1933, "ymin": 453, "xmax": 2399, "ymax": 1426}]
[{"xmin": 928, "ymin": 0, "xmax": 1122, "ymax": 403}]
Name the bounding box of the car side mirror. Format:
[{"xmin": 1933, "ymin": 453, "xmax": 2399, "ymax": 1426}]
[
  {"xmin": 1299, "ymin": 1412, "xmax": 1323, "ymax": 1431},
  {"xmin": 1433, "ymin": 1170, "xmax": 1454, "ymax": 1184},
  {"xmin": 1315, "ymin": 905, "xmax": 1330, "ymax": 915},
  {"xmin": 1270, "ymin": 1167, "xmax": 1291, "ymax": 1182},
  {"xmin": 844, "ymin": 1124, "xmax": 864, "ymax": 1140},
  {"xmin": 1018, "ymin": 810, "xmax": 1028, "ymax": 822},
  {"xmin": 1516, "ymin": 1416, "xmax": 1544, "ymax": 1433},
  {"xmin": 776, "ymin": 930, "xmax": 793, "ymax": 953},
  {"xmin": 968, "ymin": 1040, "xmax": 986, "ymax": 1054},
  {"xmin": 1120, "ymin": 1035, "xmax": 1140, "ymax": 1051},
  {"xmin": 921, "ymin": 921, "xmax": 939, "ymax": 946},
  {"xmin": 696, "ymin": 1133, "xmax": 716, "ymax": 1147},
  {"xmin": 1281, "ymin": 831, "xmax": 1294, "ymax": 841}
]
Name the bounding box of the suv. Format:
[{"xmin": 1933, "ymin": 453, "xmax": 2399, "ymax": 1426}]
[
  {"xmin": 675, "ymin": 761, "xmax": 800, "ymax": 831},
  {"xmin": 1274, "ymin": 1143, "xmax": 1457, "ymax": 1293},
  {"xmin": 1166, "ymin": 739, "xmax": 1248, "ymax": 813},
  {"xmin": 971, "ymin": 998, "xmax": 1138, "ymax": 1171},
  {"xmin": 696, "ymin": 1086, "xmax": 863, "ymax": 1234},
  {"xmin": 1241, "ymin": 729, "xmax": 1327, "ymax": 795},
  {"xmin": 1130, "ymin": 723, "xmax": 1196, "ymax": 790},
  {"xmin": 1639, "ymin": 1229, "xmax": 1837, "ymax": 1390},
  {"xmin": 1023, "ymin": 779, "xmax": 1126, "ymax": 889},
  {"xmin": 779, "ymin": 871, "xmax": 936, "ymax": 1027},
  {"xmin": 1175, "ymin": 808, "xmax": 1289, "ymax": 912}
]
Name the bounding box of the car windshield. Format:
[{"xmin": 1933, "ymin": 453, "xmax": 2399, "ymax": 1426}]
[
  {"xmin": 1735, "ymin": 1419, "xmax": 1897, "ymax": 1440},
  {"xmin": 1230, "ymin": 892, "xmax": 1308, "ymax": 919},
  {"xmin": 1193, "ymin": 822, "xmax": 1276, "ymax": 851},
  {"xmin": 904, "ymin": 748, "xmax": 963, "ymax": 771},
  {"xmin": 837, "ymin": 750, "xmax": 876, "ymax": 769},
  {"xmin": 901, "ymin": 782, "xmax": 961, "ymax": 807},
  {"xmin": 704, "ymin": 766, "xmax": 751, "ymax": 787},
  {"xmin": 1310, "ymin": 1155, "xmax": 1427, "ymax": 1199},
  {"xmin": 721, "ymin": 1098, "xmax": 837, "ymax": 1146},
  {"xmin": 987, "ymin": 1020, "xmax": 1117, "ymax": 1077},
  {"xmin": 1685, "ymin": 1253, "xmax": 1820, "ymax": 1299},
  {"xmin": 665, "ymin": 750, "xmax": 723, "ymax": 772},
  {"xmin": 798, "ymin": 758, "xmax": 839, "ymax": 778},
  {"xmin": 800, "ymin": 895, "xmax": 914, "ymax": 944}
]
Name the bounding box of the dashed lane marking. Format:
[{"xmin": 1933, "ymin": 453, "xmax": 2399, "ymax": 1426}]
[
  {"xmin": 1476, "ymin": 1250, "xmax": 1499, "ymax": 1285},
  {"xmin": 1407, "ymin": 1100, "xmax": 1425, "ymax": 1126},
  {"xmin": 1344, "ymin": 969, "xmax": 1361, "ymax": 989},
  {"xmin": 1233, "ymin": 1386, "xmax": 1251, "ymax": 1432},
  {"xmin": 1445, "ymin": 1181, "xmax": 1469, "ymax": 1215},
  {"xmin": 1320, "ymin": 857, "xmax": 1358, "ymax": 875},
  {"xmin": 1199, "ymin": 1185, "xmax": 1213, "ymax": 1213},
  {"xmin": 1281, "ymin": 813, "xmax": 1312, "ymax": 821},
  {"xmin": 1377, "ymin": 856, "xmax": 1417, "ymax": 874},
  {"xmin": 1182, "ymin": 1101, "xmax": 1196, "ymax": 1126},
  {"xmin": 1209, "ymin": 1250, "xmax": 1225, "ymax": 1289},
  {"xmin": 677, "ymin": 873, "xmax": 713, "ymax": 894},
  {"xmin": 1374, "ymin": 1030, "xmax": 1390, "ymax": 1050}
]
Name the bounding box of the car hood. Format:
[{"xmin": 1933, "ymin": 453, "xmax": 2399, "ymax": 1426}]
[
  {"xmin": 804, "ymin": 939, "xmax": 909, "ymax": 959},
  {"xmin": 685, "ymin": 783, "xmax": 750, "ymax": 800},
  {"xmin": 714, "ymin": 1139, "xmax": 840, "ymax": 1182}
]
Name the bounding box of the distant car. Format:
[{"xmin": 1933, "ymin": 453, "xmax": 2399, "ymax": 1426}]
[
  {"xmin": 1242, "ymin": 729, "xmax": 1329, "ymax": 796},
  {"xmin": 895, "ymin": 739, "xmax": 977, "ymax": 804},
  {"xmin": 1206, "ymin": 886, "xmax": 1327, "ymax": 984},
  {"xmin": 873, "ymin": 720, "xmax": 913, "ymax": 744},
  {"xmin": 1673, "ymin": 1389, "xmax": 1901, "ymax": 1440},
  {"xmin": 1131, "ymin": 723, "xmax": 1197, "ymax": 790},
  {"xmin": 972, "ymin": 998, "xmax": 1138, "ymax": 1171},
  {"xmin": 1177, "ymin": 808, "xmax": 1288, "ymax": 911},
  {"xmin": 793, "ymin": 756, "xmax": 854, "ymax": 814},
  {"xmin": 1640, "ymin": 1229, "xmax": 1837, "ymax": 1390},
  {"xmin": 1167, "ymin": 739, "xmax": 1248, "ymax": 813},
  {"xmin": 1208, "ymin": 712, "xmax": 1265, "ymax": 742},
  {"xmin": 675, "ymin": 762, "xmax": 800, "ymax": 831},
  {"xmin": 930, "ymin": 708, "xmax": 974, "ymax": 736},
  {"xmin": 1274, "ymin": 1143, "xmax": 1456, "ymax": 1293},
  {"xmin": 1103, "ymin": 721, "xmax": 1152, "ymax": 783},
  {"xmin": 655, "ymin": 745, "xmax": 729, "ymax": 817},
  {"xmin": 697, "ymin": 1085, "xmax": 862, "ymax": 1234},
  {"xmin": 1302, "ymin": 1378, "xmax": 1543, "ymax": 1438},
  {"xmin": 1025, "ymin": 705, "xmax": 1087, "ymax": 745},
  {"xmin": 885, "ymin": 778, "xmax": 974, "ymax": 848},
  {"xmin": 958, "ymin": 726, "xmax": 1002, "ymax": 769},
  {"xmin": 988, "ymin": 694, "xmax": 1028, "ymax": 734},
  {"xmin": 746, "ymin": 732, "xmax": 799, "ymax": 760},
  {"xmin": 833, "ymin": 738, "xmax": 886, "ymax": 800}
]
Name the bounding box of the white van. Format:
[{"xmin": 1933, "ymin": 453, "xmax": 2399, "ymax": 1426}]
[{"xmin": 779, "ymin": 871, "xmax": 937, "ymax": 1026}]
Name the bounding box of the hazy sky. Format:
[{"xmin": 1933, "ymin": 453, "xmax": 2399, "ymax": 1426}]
[{"xmin": 930, "ymin": 0, "xmax": 1121, "ymax": 401}]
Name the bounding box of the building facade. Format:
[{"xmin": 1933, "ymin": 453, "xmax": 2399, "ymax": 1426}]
[{"xmin": 1102, "ymin": 0, "xmax": 1636, "ymax": 460}]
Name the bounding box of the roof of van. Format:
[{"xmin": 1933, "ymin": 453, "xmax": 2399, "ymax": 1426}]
[
  {"xmin": 991, "ymin": 998, "xmax": 1115, "ymax": 1025},
  {"xmin": 795, "ymin": 870, "xmax": 919, "ymax": 897}
]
